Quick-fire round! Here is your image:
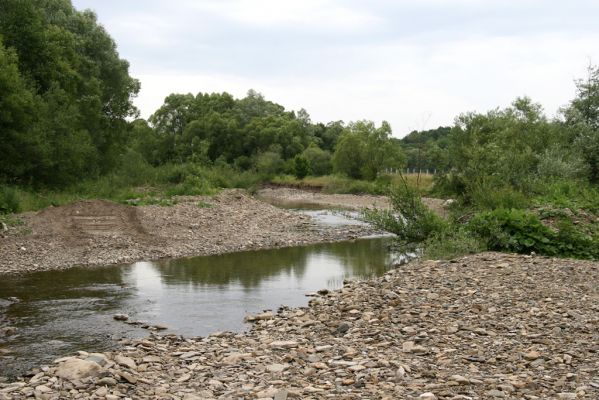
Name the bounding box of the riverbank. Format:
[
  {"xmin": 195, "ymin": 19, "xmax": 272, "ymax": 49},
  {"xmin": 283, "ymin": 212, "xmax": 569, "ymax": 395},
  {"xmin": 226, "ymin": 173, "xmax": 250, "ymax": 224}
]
[
  {"xmin": 257, "ymin": 187, "xmax": 448, "ymax": 217},
  {"xmin": 2, "ymin": 252, "xmax": 597, "ymax": 399},
  {"xmin": 0, "ymin": 189, "xmax": 382, "ymax": 275}
]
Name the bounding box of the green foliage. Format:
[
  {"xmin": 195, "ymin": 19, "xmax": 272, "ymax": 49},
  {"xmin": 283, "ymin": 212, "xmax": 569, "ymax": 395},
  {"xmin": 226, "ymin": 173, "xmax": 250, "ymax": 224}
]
[
  {"xmin": 293, "ymin": 156, "xmax": 311, "ymax": 179},
  {"xmin": 468, "ymin": 209, "xmax": 599, "ymax": 259},
  {"xmin": 468, "ymin": 185, "xmax": 531, "ymax": 211},
  {"xmin": 422, "ymin": 227, "xmax": 486, "ymax": 260},
  {"xmin": 301, "ymin": 145, "xmax": 332, "ymax": 176},
  {"xmin": 0, "ymin": 0, "xmax": 139, "ymax": 187},
  {"xmin": 333, "ymin": 121, "xmax": 404, "ymax": 180},
  {"xmin": 400, "ymin": 126, "xmax": 451, "ymax": 172},
  {"xmin": 0, "ymin": 185, "xmax": 21, "ymax": 214},
  {"xmin": 363, "ymin": 180, "xmax": 447, "ymax": 246}
]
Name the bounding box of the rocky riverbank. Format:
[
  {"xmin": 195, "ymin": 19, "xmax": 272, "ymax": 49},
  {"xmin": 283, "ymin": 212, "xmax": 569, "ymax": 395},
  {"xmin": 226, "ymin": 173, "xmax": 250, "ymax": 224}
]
[
  {"xmin": 2, "ymin": 252, "xmax": 598, "ymax": 399},
  {"xmin": 0, "ymin": 189, "xmax": 382, "ymax": 275}
]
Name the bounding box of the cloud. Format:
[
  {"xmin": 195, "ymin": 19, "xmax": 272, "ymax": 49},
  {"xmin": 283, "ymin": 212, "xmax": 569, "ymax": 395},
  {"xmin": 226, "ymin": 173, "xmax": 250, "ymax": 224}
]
[{"xmin": 74, "ymin": 0, "xmax": 599, "ymax": 136}]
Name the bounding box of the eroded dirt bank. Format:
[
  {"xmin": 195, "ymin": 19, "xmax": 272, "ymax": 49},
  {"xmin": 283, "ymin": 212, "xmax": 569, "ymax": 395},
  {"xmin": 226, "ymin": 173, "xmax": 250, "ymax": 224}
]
[
  {"xmin": 2, "ymin": 252, "xmax": 598, "ymax": 399},
  {"xmin": 0, "ymin": 189, "xmax": 381, "ymax": 275}
]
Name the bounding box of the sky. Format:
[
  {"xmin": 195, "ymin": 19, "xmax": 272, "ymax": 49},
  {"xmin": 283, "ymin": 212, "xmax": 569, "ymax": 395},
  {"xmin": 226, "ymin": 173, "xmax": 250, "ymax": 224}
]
[{"xmin": 72, "ymin": 0, "xmax": 599, "ymax": 137}]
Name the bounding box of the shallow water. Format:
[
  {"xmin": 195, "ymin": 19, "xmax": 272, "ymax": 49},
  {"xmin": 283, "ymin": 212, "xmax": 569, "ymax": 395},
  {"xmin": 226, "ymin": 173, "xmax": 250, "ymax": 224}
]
[{"xmin": 0, "ymin": 237, "xmax": 396, "ymax": 377}]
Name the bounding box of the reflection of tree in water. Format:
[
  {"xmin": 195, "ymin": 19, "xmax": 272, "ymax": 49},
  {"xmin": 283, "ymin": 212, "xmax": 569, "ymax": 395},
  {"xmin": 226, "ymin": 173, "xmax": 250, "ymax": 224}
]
[
  {"xmin": 321, "ymin": 238, "xmax": 393, "ymax": 276},
  {"xmin": 0, "ymin": 265, "xmax": 130, "ymax": 322},
  {"xmin": 154, "ymin": 246, "xmax": 311, "ymax": 290},
  {"xmin": 154, "ymin": 238, "xmax": 393, "ymax": 290}
]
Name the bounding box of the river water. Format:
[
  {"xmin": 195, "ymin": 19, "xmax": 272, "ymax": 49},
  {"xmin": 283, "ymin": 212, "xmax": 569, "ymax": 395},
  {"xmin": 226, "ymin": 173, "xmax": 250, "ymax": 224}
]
[{"xmin": 0, "ymin": 235, "xmax": 397, "ymax": 377}]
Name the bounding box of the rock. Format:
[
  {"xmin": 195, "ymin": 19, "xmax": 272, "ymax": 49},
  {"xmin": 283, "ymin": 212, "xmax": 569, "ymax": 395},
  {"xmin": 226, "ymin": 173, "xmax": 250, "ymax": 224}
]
[
  {"xmin": 119, "ymin": 371, "xmax": 137, "ymax": 384},
  {"xmin": 113, "ymin": 313, "xmax": 129, "ymax": 321},
  {"xmin": 524, "ymin": 350, "xmax": 541, "ymax": 361},
  {"xmin": 114, "ymin": 354, "xmax": 136, "ymax": 370},
  {"xmin": 557, "ymin": 394, "xmax": 577, "ymax": 400},
  {"xmin": 269, "ymin": 340, "xmax": 299, "ymax": 349},
  {"xmin": 450, "ymin": 375, "xmax": 470, "ymax": 385},
  {"xmin": 86, "ymin": 353, "xmax": 108, "ymax": 366},
  {"xmin": 335, "ymin": 322, "xmax": 350, "ymax": 334},
  {"xmin": 245, "ymin": 311, "xmax": 274, "ymax": 322},
  {"xmin": 419, "ymin": 393, "xmax": 438, "ymax": 399},
  {"xmin": 97, "ymin": 377, "xmax": 118, "ymax": 386},
  {"xmin": 55, "ymin": 358, "xmax": 102, "ymax": 381},
  {"xmin": 486, "ymin": 389, "xmax": 505, "ymax": 398},
  {"xmin": 274, "ymin": 389, "xmax": 288, "ymax": 400},
  {"xmin": 266, "ymin": 363, "xmax": 288, "ymax": 373}
]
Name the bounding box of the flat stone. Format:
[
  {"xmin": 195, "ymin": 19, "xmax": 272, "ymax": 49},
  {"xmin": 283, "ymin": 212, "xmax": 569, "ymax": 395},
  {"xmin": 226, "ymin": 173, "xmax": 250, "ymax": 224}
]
[
  {"xmin": 267, "ymin": 363, "xmax": 288, "ymax": 373},
  {"xmin": 269, "ymin": 340, "xmax": 299, "ymax": 349},
  {"xmin": 55, "ymin": 359, "xmax": 102, "ymax": 381},
  {"xmin": 114, "ymin": 355, "xmax": 136, "ymax": 370}
]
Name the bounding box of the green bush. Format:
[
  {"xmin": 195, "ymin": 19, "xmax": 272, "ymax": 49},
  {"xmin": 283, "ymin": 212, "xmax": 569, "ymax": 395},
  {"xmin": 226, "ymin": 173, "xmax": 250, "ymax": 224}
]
[
  {"xmin": 469, "ymin": 185, "xmax": 530, "ymax": 210},
  {"xmin": 468, "ymin": 208, "xmax": 599, "ymax": 259},
  {"xmin": 0, "ymin": 185, "xmax": 21, "ymax": 214},
  {"xmin": 363, "ymin": 183, "xmax": 447, "ymax": 246},
  {"xmin": 423, "ymin": 227, "xmax": 486, "ymax": 260}
]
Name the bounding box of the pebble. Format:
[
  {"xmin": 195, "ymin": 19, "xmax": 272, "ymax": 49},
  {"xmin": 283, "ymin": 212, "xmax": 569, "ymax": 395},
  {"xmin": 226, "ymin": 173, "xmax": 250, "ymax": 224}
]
[{"xmin": 1, "ymin": 252, "xmax": 597, "ymax": 400}]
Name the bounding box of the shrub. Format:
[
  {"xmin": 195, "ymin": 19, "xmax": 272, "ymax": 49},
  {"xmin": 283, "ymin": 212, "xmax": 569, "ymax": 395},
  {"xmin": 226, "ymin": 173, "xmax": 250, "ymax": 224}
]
[
  {"xmin": 363, "ymin": 183, "xmax": 447, "ymax": 246},
  {"xmin": 0, "ymin": 185, "xmax": 21, "ymax": 214},
  {"xmin": 467, "ymin": 208, "xmax": 599, "ymax": 259},
  {"xmin": 423, "ymin": 227, "xmax": 487, "ymax": 260}
]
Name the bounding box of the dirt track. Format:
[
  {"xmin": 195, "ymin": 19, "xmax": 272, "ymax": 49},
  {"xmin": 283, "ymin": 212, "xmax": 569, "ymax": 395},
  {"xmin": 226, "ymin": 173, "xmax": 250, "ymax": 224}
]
[{"xmin": 0, "ymin": 189, "xmax": 382, "ymax": 275}]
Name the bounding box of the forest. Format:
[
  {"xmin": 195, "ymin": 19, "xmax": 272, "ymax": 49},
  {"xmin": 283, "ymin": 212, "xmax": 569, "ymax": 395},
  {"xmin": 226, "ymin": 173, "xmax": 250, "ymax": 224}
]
[{"xmin": 1, "ymin": 0, "xmax": 598, "ymax": 259}]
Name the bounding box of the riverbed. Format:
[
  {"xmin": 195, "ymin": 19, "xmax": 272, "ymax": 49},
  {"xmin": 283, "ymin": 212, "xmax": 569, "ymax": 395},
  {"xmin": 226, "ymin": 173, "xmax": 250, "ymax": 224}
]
[{"xmin": 0, "ymin": 235, "xmax": 398, "ymax": 378}]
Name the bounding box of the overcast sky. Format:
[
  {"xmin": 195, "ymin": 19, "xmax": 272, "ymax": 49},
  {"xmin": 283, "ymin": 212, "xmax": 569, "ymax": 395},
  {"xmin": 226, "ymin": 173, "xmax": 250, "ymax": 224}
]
[{"xmin": 72, "ymin": 0, "xmax": 599, "ymax": 137}]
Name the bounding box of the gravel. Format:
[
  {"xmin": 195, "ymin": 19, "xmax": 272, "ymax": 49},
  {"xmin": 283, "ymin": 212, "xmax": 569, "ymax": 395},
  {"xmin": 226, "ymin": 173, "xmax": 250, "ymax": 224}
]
[{"xmin": 3, "ymin": 252, "xmax": 598, "ymax": 399}]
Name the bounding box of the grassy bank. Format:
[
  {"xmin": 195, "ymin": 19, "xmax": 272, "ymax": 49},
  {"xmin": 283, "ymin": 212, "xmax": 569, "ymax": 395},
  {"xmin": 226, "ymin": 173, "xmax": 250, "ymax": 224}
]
[{"xmin": 271, "ymin": 173, "xmax": 434, "ymax": 195}]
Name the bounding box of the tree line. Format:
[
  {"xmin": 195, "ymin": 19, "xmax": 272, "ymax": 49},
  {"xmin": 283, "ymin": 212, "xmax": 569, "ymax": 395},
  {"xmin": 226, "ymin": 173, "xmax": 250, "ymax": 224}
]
[{"xmin": 1, "ymin": 0, "xmax": 598, "ymax": 201}]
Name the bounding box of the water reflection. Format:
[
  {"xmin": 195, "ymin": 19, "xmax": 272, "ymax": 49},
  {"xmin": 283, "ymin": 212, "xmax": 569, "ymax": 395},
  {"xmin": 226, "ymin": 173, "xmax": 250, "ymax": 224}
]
[{"xmin": 0, "ymin": 237, "xmax": 394, "ymax": 377}]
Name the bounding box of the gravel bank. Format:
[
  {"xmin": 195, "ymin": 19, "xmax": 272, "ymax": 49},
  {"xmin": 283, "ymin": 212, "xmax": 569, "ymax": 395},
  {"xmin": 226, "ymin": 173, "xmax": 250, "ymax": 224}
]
[
  {"xmin": 3, "ymin": 252, "xmax": 598, "ymax": 399},
  {"xmin": 0, "ymin": 189, "xmax": 381, "ymax": 275},
  {"xmin": 257, "ymin": 187, "xmax": 448, "ymax": 216}
]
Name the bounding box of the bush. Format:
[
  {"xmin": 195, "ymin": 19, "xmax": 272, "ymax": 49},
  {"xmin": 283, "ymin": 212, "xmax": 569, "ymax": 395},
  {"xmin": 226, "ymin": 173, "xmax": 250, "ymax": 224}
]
[
  {"xmin": 293, "ymin": 156, "xmax": 311, "ymax": 179},
  {"xmin": 0, "ymin": 185, "xmax": 21, "ymax": 214},
  {"xmin": 363, "ymin": 183, "xmax": 447, "ymax": 246},
  {"xmin": 468, "ymin": 208, "xmax": 599, "ymax": 259},
  {"xmin": 423, "ymin": 227, "xmax": 486, "ymax": 260},
  {"xmin": 469, "ymin": 185, "xmax": 530, "ymax": 210}
]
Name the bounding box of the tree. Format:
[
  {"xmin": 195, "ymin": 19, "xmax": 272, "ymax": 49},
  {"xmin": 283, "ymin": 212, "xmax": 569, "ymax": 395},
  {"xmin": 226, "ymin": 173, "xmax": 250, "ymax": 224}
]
[
  {"xmin": 563, "ymin": 64, "xmax": 599, "ymax": 183},
  {"xmin": 0, "ymin": 0, "xmax": 139, "ymax": 186},
  {"xmin": 333, "ymin": 120, "xmax": 404, "ymax": 180},
  {"xmin": 293, "ymin": 156, "xmax": 311, "ymax": 179}
]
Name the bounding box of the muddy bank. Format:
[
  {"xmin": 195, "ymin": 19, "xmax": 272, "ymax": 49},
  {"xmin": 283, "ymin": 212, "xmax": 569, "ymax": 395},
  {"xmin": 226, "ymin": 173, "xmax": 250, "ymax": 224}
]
[
  {"xmin": 257, "ymin": 187, "xmax": 448, "ymax": 216},
  {"xmin": 2, "ymin": 252, "xmax": 598, "ymax": 399},
  {"xmin": 0, "ymin": 190, "xmax": 382, "ymax": 275}
]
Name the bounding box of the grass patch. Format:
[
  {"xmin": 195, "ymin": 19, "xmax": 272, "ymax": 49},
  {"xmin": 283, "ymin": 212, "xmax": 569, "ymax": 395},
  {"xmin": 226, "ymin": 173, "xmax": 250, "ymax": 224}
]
[
  {"xmin": 1, "ymin": 163, "xmax": 265, "ymax": 214},
  {"xmin": 270, "ymin": 173, "xmax": 435, "ymax": 196}
]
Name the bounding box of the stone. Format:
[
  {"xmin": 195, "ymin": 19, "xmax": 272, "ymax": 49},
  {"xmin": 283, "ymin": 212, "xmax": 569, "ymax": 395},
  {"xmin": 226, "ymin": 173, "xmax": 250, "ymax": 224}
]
[
  {"xmin": 524, "ymin": 351, "xmax": 541, "ymax": 361},
  {"xmin": 266, "ymin": 363, "xmax": 288, "ymax": 373},
  {"xmin": 269, "ymin": 340, "xmax": 299, "ymax": 349},
  {"xmin": 55, "ymin": 359, "xmax": 102, "ymax": 381},
  {"xmin": 336, "ymin": 322, "xmax": 350, "ymax": 334},
  {"xmin": 113, "ymin": 314, "xmax": 129, "ymax": 321},
  {"xmin": 86, "ymin": 353, "xmax": 108, "ymax": 366},
  {"xmin": 419, "ymin": 393, "xmax": 438, "ymax": 399},
  {"xmin": 450, "ymin": 375, "xmax": 470, "ymax": 385},
  {"xmin": 114, "ymin": 355, "xmax": 136, "ymax": 370},
  {"xmin": 557, "ymin": 393, "xmax": 576, "ymax": 400}
]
